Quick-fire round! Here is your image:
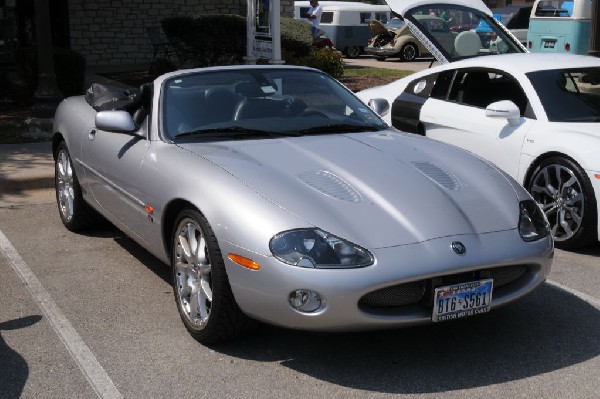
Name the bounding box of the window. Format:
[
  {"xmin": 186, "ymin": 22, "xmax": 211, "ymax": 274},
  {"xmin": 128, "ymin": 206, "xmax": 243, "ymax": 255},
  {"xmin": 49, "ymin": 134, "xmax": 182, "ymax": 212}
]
[{"xmin": 448, "ymin": 69, "xmax": 531, "ymax": 117}]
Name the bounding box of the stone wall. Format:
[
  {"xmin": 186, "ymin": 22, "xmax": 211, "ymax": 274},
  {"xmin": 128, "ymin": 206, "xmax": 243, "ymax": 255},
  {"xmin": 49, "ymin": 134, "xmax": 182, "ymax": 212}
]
[{"xmin": 68, "ymin": 0, "xmax": 294, "ymax": 68}]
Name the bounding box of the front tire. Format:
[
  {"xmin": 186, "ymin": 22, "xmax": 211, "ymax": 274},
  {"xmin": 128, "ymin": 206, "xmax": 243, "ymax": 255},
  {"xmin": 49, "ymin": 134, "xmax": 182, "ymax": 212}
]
[
  {"xmin": 528, "ymin": 157, "xmax": 597, "ymax": 249},
  {"xmin": 171, "ymin": 208, "xmax": 255, "ymax": 344},
  {"xmin": 55, "ymin": 141, "xmax": 100, "ymax": 231},
  {"xmin": 399, "ymin": 43, "xmax": 418, "ymax": 62}
]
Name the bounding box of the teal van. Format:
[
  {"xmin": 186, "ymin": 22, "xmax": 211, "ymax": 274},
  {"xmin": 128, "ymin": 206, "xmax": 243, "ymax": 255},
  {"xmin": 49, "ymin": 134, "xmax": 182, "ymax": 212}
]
[{"xmin": 527, "ymin": 0, "xmax": 592, "ymax": 54}]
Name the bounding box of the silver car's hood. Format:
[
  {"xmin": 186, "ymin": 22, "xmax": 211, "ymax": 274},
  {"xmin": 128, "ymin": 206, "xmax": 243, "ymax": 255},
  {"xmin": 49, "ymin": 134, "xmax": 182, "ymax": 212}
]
[{"xmin": 178, "ymin": 131, "xmax": 520, "ymax": 248}]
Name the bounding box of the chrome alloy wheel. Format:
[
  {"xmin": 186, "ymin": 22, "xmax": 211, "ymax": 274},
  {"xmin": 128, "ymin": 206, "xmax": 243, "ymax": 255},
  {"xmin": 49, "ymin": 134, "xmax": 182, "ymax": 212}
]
[
  {"xmin": 174, "ymin": 218, "xmax": 213, "ymax": 330},
  {"xmin": 56, "ymin": 148, "xmax": 75, "ymax": 222},
  {"xmin": 530, "ymin": 163, "xmax": 584, "ymax": 242}
]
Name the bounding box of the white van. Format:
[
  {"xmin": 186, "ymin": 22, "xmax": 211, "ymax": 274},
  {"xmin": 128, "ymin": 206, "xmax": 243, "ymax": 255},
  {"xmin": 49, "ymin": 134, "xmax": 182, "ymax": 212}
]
[{"xmin": 294, "ymin": 1, "xmax": 392, "ymax": 58}]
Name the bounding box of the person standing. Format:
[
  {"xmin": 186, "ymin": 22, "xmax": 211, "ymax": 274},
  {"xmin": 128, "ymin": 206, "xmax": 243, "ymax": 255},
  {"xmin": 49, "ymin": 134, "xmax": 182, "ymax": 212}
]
[{"xmin": 306, "ymin": 0, "xmax": 323, "ymax": 39}]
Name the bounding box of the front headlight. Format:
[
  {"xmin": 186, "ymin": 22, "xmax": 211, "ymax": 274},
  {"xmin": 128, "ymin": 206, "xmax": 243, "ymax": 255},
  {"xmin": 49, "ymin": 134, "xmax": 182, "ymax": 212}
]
[
  {"xmin": 519, "ymin": 200, "xmax": 550, "ymax": 242},
  {"xmin": 269, "ymin": 228, "xmax": 374, "ymax": 269}
]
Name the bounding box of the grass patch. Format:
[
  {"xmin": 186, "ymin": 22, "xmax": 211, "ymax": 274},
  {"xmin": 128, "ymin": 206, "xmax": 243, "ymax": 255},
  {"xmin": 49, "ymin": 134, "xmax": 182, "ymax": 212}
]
[{"xmin": 343, "ymin": 65, "xmax": 414, "ymax": 79}]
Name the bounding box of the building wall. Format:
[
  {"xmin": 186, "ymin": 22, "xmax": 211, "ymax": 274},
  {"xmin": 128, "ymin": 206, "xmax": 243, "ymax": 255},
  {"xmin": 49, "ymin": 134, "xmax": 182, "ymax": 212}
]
[{"xmin": 67, "ymin": 0, "xmax": 294, "ymax": 68}]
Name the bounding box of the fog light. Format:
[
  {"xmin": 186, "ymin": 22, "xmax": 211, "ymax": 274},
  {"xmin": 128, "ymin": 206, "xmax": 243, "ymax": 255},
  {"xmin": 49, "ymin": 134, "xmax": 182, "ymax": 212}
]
[{"xmin": 288, "ymin": 289, "xmax": 322, "ymax": 312}]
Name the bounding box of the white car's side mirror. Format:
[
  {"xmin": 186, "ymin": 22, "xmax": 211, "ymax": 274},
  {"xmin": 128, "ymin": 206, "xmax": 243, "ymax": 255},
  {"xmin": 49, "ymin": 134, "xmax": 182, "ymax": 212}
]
[
  {"xmin": 485, "ymin": 100, "xmax": 520, "ymax": 127},
  {"xmin": 367, "ymin": 98, "xmax": 390, "ymax": 117}
]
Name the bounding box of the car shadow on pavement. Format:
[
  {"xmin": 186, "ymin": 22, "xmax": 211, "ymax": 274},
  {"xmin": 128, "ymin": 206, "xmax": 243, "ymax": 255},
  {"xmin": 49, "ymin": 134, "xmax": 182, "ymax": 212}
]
[{"xmin": 212, "ymin": 284, "xmax": 600, "ymax": 394}]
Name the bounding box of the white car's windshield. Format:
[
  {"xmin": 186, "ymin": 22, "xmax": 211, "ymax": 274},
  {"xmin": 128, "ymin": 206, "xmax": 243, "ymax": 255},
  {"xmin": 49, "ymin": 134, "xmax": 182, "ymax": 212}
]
[
  {"xmin": 162, "ymin": 69, "xmax": 387, "ymax": 141},
  {"xmin": 527, "ymin": 67, "xmax": 600, "ymax": 122}
]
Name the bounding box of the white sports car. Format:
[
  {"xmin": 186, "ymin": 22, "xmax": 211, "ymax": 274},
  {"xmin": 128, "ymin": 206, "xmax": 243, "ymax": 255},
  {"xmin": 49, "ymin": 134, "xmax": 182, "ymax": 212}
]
[{"xmin": 358, "ymin": 0, "xmax": 600, "ymax": 249}]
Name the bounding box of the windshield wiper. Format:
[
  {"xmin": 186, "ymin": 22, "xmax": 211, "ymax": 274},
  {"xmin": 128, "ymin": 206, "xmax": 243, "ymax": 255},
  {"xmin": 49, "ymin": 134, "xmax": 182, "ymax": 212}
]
[
  {"xmin": 560, "ymin": 116, "xmax": 600, "ymax": 122},
  {"xmin": 175, "ymin": 126, "xmax": 299, "ymax": 139},
  {"xmin": 295, "ymin": 124, "xmax": 385, "ymax": 135}
]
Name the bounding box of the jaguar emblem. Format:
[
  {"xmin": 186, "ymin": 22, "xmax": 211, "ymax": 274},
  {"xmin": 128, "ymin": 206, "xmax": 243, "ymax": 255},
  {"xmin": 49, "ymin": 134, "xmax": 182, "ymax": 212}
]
[{"xmin": 451, "ymin": 241, "xmax": 466, "ymax": 255}]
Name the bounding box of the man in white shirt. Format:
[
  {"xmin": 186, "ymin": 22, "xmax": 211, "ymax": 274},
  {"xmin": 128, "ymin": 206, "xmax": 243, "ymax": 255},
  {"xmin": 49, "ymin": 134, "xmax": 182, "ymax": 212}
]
[{"xmin": 306, "ymin": 0, "xmax": 323, "ymax": 39}]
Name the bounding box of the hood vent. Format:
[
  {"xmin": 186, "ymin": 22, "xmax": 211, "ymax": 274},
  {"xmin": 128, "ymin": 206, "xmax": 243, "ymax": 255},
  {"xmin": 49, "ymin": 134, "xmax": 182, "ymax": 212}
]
[
  {"xmin": 412, "ymin": 161, "xmax": 461, "ymax": 191},
  {"xmin": 297, "ymin": 170, "xmax": 362, "ymax": 202}
]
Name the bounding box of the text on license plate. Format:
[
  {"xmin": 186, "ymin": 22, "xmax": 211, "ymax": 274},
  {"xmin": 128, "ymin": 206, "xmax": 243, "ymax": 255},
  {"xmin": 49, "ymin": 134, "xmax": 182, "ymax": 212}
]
[
  {"xmin": 432, "ymin": 279, "xmax": 493, "ymax": 322},
  {"xmin": 543, "ymin": 40, "xmax": 556, "ymax": 48}
]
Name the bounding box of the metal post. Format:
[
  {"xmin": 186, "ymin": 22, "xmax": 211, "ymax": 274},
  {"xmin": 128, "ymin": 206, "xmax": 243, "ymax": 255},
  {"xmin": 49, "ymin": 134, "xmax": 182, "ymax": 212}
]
[
  {"xmin": 33, "ymin": 0, "xmax": 63, "ymax": 117},
  {"xmin": 590, "ymin": 0, "xmax": 600, "ymax": 56},
  {"xmin": 245, "ymin": 0, "xmax": 257, "ymax": 64},
  {"xmin": 270, "ymin": 0, "xmax": 284, "ymax": 64}
]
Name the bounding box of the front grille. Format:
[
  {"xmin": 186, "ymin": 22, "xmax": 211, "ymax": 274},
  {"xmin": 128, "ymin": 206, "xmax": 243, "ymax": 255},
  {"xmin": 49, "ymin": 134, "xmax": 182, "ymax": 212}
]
[
  {"xmin": 359, "ymin": 281, "xmax": 426, "ymax": 307},
  {"xmin": 359, "ymin": 264, "xmax": 531, "ymax": 309}
]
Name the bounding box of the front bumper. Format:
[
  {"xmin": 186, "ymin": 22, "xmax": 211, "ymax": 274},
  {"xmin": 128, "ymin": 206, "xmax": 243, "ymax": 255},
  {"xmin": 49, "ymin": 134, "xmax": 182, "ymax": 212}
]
[{"xmin": 223, "ymin": 229, "xmax": 553, "ymax": 332}]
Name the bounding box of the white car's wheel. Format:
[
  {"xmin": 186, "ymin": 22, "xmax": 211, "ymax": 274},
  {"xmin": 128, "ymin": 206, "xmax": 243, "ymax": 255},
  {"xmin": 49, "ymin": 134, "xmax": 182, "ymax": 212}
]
[
  {"xmin": 172, "ymin": 208, "xmax": 255, "ymax": 343},
  {"xmin": 528, "ymin": 157, "xmax": 597, "ymax": 249}
]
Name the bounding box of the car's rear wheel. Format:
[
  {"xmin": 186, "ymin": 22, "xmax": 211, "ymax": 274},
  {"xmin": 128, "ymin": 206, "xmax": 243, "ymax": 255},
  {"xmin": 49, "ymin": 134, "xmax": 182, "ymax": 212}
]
[
  {"xmin": 171, "ymin": 208, "xmax": 255, "ymax": 344},
  {"xmin": 55, "ymin": 141, "xmax": 101, "ymax": 231},
  {"xmin": 399, "ymin": 43, "xmax": 418, "ymax": 62},
  {"xmin": 345, "ymin": 46, "xmax": 362, "ymax": 58},
  {"xmin": 528, "ymin": 157, "xmax": 597, "ymax": 249}
]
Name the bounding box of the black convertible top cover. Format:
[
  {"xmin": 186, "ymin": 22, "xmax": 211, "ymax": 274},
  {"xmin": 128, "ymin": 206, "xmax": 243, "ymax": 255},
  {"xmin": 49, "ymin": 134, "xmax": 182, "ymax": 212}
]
[{"xmin": 85, "ymin": 83, "xmax": 142, "ymax": 112}]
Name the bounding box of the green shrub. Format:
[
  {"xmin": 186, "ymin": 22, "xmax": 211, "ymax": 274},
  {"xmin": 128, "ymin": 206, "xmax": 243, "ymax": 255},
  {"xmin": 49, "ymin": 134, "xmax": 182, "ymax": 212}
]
[
  {"xmin": 162, "ymin": 15, "xmax": 246, "ymax": 67},
  {"xmin": 280, "ymin": 17, "xmax": 313, "ymax": 58},
  {"xmin": 14, "ymin": 47, "xmax": 86, "ymax": 98}
]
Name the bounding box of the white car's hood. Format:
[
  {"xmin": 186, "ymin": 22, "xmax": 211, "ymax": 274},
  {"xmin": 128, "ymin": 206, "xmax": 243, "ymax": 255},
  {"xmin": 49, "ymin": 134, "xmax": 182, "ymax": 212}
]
[{"xmin": 179, "ymin": 131, "xmax": 521, "ymax": 248}]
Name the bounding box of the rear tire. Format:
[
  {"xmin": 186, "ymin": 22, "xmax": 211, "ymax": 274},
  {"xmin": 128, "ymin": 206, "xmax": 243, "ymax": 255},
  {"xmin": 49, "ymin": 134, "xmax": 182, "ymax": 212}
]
[
  {"xmin": 399, "ymin": 43, "xmax": 418, "ymax": 62},
  {"xmin": 345, "ymin": 46, "xmax": 362, "ymax": 58},
  {"xmin": 527, "ymin": 157, "xmax": 597, "ymax": 249},
  {"xmin": 171, "ymin": 208, "xmax": 256, "ymax": 344}
]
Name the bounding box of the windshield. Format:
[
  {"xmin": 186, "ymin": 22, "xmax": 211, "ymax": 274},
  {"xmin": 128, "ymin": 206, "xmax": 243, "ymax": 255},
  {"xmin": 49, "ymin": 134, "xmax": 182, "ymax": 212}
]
[
  {"xmin": 403, "ymin": 4, "xmax": 525, "ymax": 62},
  {"xmin": 527, "ymin": 67, "xmax": 600, "ymax": 122},
  {"xmin": 162, "ymin": 68, "xmax": 387, "ymax": 141}
]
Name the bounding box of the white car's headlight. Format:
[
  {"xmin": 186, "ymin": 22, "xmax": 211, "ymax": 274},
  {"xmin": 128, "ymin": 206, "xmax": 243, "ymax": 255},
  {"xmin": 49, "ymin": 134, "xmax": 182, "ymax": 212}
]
[
  {"xmin": 519, "ymin": 200, "xmax": 551, "ymax": 242},
  {"xmin": 270, "ymin": 228, "xmax": 374, "ymax": 269}
]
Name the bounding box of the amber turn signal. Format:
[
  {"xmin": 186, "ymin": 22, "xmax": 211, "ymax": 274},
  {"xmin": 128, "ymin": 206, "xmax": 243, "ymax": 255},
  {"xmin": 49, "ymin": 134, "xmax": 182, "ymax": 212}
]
[{"xmin": 228, "ymin": 254, "xmax": 260, "ymax": 270}]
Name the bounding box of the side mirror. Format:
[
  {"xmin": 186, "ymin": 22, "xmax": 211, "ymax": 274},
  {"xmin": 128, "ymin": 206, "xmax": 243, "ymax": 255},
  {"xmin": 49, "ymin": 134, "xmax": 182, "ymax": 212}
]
[
  {"xmin": 367, "ymin": 98, "xmax": 390, "ymax": 117},
  {"xmin": 95, "ymin": 110, "xmax": 137, "ymax": 134},
  {"xmin": 485, "ymin": 100, "xmax": 520, "ymax": 127}
]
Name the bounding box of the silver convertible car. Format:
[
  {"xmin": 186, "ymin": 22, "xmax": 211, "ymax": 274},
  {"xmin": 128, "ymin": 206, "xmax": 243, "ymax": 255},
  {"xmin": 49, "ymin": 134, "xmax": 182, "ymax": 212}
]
[{"xmin": 52, "ymin": 65, "xmax": 553, "ymax": 344}]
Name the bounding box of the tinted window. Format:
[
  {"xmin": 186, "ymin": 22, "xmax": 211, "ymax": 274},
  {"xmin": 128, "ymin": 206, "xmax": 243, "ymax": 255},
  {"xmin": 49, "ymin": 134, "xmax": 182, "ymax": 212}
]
[
  {"xmin": 448, "ymin": 69, "xmax": 530, "ymax": 116},
  {"xmin": 321, "ymin": 12, "xmax": 334, "ymax": 24},
  {"xmin": 527, "ymin": 68, "xmax": 600, "ymax": 122}
]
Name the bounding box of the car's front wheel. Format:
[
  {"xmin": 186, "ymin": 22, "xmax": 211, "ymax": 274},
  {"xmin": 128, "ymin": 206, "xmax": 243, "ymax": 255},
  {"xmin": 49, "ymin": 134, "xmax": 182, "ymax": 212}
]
[
  {"xmin": 528, "ymin": 157, "xmax": 597, "ymax": 249},
  {"xmin": 171, "ymin": 208, "xmax": 255, "ymax": 344},
  {"xmin": 55, "ymin": 141, "xmax": 101, "ymax": 231},
  {"xmin": 399, "ymin": 43, "xmax": 418, "ymax": 62}
]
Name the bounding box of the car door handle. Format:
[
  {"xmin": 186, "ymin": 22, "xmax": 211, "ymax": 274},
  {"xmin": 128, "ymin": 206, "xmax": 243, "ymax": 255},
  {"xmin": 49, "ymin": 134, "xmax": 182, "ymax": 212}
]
[{"xmin": 88, "ymin": 129, "xmax": 96, "ymax": 141}]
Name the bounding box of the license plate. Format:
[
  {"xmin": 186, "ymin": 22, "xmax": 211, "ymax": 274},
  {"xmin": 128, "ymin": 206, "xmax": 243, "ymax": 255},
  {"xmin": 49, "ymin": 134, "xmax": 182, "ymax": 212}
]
[
  {"xmin": 543, "ymin": 40, "xmax": 556, "ymax": 49},
  {"xmin": 432, "ymin": 279, "xmax": 493, "ymax": 322}
]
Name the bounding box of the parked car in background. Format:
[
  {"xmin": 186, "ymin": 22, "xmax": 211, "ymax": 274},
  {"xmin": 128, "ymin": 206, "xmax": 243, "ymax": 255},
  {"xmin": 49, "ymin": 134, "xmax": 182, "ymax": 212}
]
[
  {"xmin": 492, "ymin": 3, "xmax": 533, "ymax": 45},
  {"xmin": 294, "ymin": 1, "xmax": 391, "ymax": 58},
  {"xmin": 365, "ymin": 17, "xmax": 431, "ymax": 61},
  {"xmin": 358, "ymin": 52, "xmax": 600, "ymax": 249},
  {"xmin": 527, "ymin": 0, "xmax": 591, "ymax": 54},
  {"xmin": 53, "ymin": 64, "xmax": 553, "ymax": 344}
]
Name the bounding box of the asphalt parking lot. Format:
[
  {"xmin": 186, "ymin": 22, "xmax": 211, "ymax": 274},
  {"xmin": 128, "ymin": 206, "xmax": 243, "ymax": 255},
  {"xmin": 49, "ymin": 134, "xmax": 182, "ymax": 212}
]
[{"xmin": 1, "ymin": 196, "xmax": 599, "ymax": 399}]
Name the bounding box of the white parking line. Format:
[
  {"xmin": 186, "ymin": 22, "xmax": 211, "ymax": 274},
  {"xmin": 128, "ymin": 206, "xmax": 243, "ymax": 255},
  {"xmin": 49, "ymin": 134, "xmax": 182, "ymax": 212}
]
[
  {"xmin": 547, "ymin": 279, "xmax": 600, "ymax": 309},
  {"xmin": 0, "ymin": 229, "xmax": 122, "ymax": 399}
]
